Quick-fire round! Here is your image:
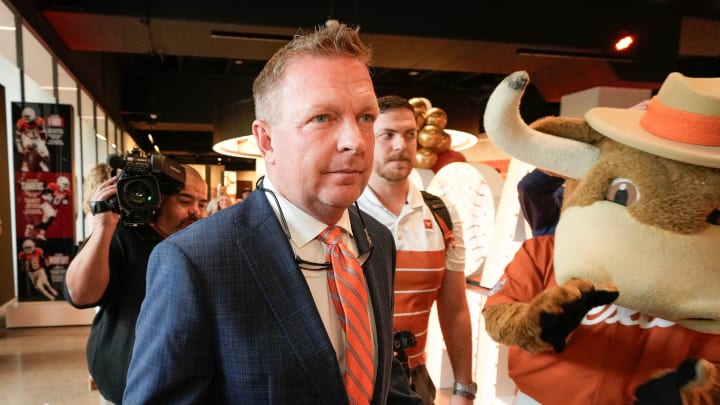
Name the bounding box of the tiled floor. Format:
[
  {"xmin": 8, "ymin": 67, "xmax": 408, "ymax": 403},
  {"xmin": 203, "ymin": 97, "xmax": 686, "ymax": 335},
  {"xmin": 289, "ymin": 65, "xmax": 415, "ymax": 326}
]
[
  {"xmin": 0, "ymin": 310, "xmax": 453, "ymax": 405},
  {"xmin": 0, "ymin": 313, "xmax": 100, "ymax": 405}
]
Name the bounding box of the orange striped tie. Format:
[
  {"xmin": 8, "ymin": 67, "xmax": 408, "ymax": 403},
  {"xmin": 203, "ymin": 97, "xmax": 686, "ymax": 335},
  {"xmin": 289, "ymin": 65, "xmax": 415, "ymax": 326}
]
[{"xmin": 318, "ymin": 226, "xmax": 374, "ymax": 405}]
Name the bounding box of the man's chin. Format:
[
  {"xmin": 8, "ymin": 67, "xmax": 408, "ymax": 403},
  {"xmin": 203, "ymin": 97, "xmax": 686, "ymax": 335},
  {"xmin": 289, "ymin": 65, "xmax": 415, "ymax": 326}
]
[
  {"xmin": 380, "ymin": 171, "xmax": 410, "ymax": 182},
  {"xmin": 178, "ymin": 219, "xmax": 196, "ymax": 230}
]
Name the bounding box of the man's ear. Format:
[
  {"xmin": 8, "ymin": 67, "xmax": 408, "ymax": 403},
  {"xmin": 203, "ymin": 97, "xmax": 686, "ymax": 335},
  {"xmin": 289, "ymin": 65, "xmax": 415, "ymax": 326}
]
[{"xmin": 253, "ymin": 120, "xmax": 274, "ymax": 164}]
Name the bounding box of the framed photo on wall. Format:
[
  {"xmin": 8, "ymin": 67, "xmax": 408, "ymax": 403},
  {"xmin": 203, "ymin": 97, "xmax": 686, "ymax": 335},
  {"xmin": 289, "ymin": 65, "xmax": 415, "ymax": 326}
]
[{"xmin": 223, "ymin": 171, "xmax": 237, "ymax": 198}]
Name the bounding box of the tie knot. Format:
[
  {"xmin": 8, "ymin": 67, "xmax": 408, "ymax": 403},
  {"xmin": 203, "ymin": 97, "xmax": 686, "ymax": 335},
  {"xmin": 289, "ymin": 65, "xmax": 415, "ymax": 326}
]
[{"xmin": 317, "ymin": 226, "xmax": 343, "ymax": 246}]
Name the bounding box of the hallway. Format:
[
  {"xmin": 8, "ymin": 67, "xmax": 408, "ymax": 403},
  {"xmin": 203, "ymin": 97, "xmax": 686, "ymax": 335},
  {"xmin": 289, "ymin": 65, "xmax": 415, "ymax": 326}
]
[
  {"xmin": 0, "ymin": 310, "xmax": 454, "ymax": 404},
  {"xmin": 0, "ymin": 311, "xmax": 100, "ymax": 405}
]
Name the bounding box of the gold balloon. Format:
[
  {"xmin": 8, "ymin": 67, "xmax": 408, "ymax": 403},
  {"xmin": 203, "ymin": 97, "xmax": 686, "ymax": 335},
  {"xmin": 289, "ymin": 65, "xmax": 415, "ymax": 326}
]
[
  {"xmin": 409, "ymin": 97, "xmax": 430, "ymax": 129},
  {"xmin": 408, "ymin": 97, "xmax": 431, "ymax": 112},
  {"xmin": 414, "ymin": 148, "xmax": 438, "ymax": 169},
  {"xmin": 414, "ymin": 111, "xmax": 426, "ymax": 129},
  {"xmin": 425, "ymin": 107, "xmax": 448, "ymax": 129},
  {"xmin": 436, "ymin": 131, "xmax": 452, "ymax": 153},
  {"xmin": 417, "ymin": 125, "xmax": 444, "ymax": 150}
]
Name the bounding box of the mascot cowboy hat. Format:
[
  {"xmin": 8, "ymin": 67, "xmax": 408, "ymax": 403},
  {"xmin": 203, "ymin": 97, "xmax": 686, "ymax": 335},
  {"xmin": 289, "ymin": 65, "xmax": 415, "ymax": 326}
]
[{"xmin": 481, "ymin": 70, "xmax": 720, "ymax": 405}]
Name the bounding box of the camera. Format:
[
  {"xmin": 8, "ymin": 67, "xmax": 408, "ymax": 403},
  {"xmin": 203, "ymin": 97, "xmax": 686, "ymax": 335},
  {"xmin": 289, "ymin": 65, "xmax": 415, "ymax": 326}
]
[
  {"xmin": 393, "ymin": 330, "xmax": 417, "ymax": 380},
  {"xmin": 393, "ymin": 330, "xmax": 417, "ymax": 352},
  {"xmin": 106, "ymin": 148, "xmax": 185, "ymax": 225}
]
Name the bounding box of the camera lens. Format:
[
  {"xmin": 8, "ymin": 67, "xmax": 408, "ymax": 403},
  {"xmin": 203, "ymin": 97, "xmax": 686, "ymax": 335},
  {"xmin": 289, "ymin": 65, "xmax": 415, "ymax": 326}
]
[
  {"xmin": 123, "ymin": 180, "xmax": 154, "ymax": 208},
  {"xmin": 117, "ymin": 176, "xmax": 160, "ymax": 212}
]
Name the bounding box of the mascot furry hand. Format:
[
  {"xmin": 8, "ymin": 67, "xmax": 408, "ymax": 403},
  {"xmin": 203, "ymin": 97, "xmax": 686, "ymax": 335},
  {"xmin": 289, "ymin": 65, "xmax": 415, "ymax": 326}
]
[{"xmin": 481, "ymin": 71, "xmax": 720, "ymax": 405}]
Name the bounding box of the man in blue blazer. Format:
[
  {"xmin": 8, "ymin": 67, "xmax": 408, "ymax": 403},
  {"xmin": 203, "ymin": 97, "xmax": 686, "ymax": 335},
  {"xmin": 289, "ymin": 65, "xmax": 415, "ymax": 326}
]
[{"xmin": 124, "ymin": 22, "xmax": 421, "ymax": 404}]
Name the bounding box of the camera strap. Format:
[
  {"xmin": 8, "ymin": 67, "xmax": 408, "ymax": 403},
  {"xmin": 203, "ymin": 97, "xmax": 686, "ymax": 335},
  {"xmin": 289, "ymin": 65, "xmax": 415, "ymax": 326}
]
[{"xmin": 90, "ymin": 200, "xmax": 114, "ymax": 215}]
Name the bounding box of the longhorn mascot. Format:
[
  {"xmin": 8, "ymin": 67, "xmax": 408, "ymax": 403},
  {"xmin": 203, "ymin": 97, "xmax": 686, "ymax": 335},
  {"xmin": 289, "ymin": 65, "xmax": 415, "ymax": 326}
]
[{"xmin": 481, "ymin": 71, "xmax": 720, "ymax": 405}]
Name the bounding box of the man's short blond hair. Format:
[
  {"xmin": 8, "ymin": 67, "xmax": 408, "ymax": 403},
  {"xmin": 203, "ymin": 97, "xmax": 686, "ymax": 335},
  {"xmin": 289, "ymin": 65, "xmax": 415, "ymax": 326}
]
[{"xmin": 252, "ymin": 22, "xmax": 373, "ymax": 124}]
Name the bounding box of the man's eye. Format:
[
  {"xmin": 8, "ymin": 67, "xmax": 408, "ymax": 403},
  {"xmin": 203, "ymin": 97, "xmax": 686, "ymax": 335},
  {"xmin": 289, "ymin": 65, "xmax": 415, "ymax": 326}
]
[
  {"xmin": 359, "ymin": 114, "xmax": 374, "ymax": 123},
  {"xmin": 313, "ymin": 115, "xmax": 328, "ymax": 123}
]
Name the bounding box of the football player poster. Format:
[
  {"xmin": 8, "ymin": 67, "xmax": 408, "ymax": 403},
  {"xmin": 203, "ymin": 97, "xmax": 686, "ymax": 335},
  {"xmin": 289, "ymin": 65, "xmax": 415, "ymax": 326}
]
[{"xmin": 12, "ymin": 102, "xmax": 74, "ymax": 302}]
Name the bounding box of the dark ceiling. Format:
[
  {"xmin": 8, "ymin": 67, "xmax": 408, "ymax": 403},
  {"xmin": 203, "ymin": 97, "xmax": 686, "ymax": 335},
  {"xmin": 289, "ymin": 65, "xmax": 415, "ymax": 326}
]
[{"xmin": 7, "ymin": 0, "xmax": 720, "ymax": 170}]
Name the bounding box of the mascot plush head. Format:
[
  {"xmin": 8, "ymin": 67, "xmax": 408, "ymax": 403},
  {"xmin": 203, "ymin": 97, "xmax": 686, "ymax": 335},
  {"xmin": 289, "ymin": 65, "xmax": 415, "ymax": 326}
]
[{"xmin": 483, "ymin": 71, "xmax": 720, "ymax": 333}]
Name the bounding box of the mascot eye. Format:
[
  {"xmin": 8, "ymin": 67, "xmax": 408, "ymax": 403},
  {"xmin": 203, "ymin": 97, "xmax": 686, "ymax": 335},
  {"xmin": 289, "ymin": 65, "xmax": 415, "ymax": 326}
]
[
  {"xmin": 605, "ymin": 178, "xmax": 639, "ymax": 206},
  {"xmin": 707, "ymin": 209, "xmax": 720, "ymax": 225}
]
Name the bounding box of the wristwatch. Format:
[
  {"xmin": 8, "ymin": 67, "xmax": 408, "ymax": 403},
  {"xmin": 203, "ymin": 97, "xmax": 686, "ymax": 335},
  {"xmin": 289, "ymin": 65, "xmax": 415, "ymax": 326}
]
[{"xmin": 453, "ymin": 381, "xmax": 477, "ymax": 399}]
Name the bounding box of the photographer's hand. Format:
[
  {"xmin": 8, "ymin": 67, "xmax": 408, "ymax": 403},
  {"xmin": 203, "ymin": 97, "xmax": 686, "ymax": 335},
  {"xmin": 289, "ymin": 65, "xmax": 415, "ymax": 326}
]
[
  {"xmin": 66, "ymin": 176, "xmax": 119, "ymax": 307},
  {"xmin": 88, "ymin": 176, "xmax": 120, "ymax": 230}
]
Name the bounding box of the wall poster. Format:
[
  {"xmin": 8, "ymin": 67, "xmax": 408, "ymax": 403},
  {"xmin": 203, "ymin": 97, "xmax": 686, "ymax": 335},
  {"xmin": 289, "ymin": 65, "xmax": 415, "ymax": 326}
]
[
  {"xmin": 12, "ymin": 102, "xmax": 74, "ymax": 302},
  {"xmin": 223, "ymin": 170, "xmax": 237, "ymax": 200}
]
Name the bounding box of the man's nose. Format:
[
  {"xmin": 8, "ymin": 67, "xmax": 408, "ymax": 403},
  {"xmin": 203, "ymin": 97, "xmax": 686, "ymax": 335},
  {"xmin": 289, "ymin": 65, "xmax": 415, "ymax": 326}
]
[
  {"xmin": 338, "ymin": 122, "xmax": 368, "ymax": 154},
  {"xmin": 391, "ymin": 136, "xmax": 407, "ymax": 151}
]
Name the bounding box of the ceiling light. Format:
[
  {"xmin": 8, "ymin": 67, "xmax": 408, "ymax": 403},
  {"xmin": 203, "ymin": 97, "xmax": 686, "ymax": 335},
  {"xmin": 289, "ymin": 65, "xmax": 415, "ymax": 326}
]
[
  {"xmin": 40, "ymin": 86, "xmax": 77, "ymax": 91},
  {"xmin": 613, "ymin": 34, "xmax": 636, "ymax": 52},
  {"xmin": 444, "ymin": 129, "xmax": 479, "ymax": 151},
  {"xmin": 96, "ymin": 133, "xmax": 107, "ymax": 141},
  {"xmin": 153, "ymin": 145, "xmax": 160, "ymax": 153},
  {"xmin": 212, "ymin": 130, "xmax": 477, "ymax": 159},
  {"xmin": 212, "ymin": 100, "xmax": 258, "ymax": 158},
  {"xmin": 147, "ymin": 133, "xmax": 154, "ymax": 144},
  {"xmin": 213, "ymin": 135, "xmax": 262, "ymax": 159}
]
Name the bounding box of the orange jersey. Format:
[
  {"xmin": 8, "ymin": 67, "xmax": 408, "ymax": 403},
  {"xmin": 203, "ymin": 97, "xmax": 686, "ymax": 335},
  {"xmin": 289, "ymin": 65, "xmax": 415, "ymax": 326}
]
[
  {"xmin": 18, "ymin": 248, "xmax": 48, "ymax": 273},
  {"xmin": 484, "ymin": 236, "xmax": 720, "ymax": 405},
  {"xmin": 16, "ymin": 117, "xmax": 46, "ymax": 139},
  {"xmin": 394, "ymin": 249, "xmax": 446, "ymax": 367}
]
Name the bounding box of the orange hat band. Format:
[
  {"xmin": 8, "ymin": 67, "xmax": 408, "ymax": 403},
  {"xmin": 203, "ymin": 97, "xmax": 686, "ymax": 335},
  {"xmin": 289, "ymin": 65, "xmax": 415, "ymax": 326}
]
[{"xmin": 639, "ymin": 97, "xmax": 720, "ymax": 146}]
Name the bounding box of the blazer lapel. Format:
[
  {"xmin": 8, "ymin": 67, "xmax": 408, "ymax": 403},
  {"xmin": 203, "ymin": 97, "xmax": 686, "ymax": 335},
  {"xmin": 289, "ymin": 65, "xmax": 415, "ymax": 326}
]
[{"xmin": 239, "ymin": 195, "xmax": 348, "ymax": 404}]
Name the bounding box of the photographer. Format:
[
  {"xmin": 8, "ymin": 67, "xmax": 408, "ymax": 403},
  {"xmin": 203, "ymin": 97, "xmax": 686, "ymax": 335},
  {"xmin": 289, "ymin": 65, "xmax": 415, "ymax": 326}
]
[{"xmin": 63, "ymin": 159, "xmax": 207, "ymax": 404}]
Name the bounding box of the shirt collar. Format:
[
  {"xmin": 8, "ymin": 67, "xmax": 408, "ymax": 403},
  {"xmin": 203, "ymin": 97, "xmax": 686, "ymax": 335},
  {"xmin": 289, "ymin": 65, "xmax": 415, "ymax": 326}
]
[
  {"xmin": 262, "ymin": 177, "xmax": 353, "ymax": 249},
  {"xmin": 362, "ymin": 180, "xmax": 424, "ymax": 209}
]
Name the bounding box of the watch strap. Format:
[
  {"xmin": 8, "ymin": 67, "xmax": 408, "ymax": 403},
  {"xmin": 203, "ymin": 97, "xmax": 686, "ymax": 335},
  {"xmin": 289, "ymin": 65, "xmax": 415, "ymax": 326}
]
[{"xmin": 453, "ymin": 381, "xmax": 477, "ymax": 399}]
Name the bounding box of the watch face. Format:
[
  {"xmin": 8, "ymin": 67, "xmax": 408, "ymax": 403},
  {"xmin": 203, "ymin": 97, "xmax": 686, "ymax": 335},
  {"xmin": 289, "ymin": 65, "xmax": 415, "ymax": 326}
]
[{"xmin": 454, "ymin": 382, "xmax": 477, "ymax": 393}]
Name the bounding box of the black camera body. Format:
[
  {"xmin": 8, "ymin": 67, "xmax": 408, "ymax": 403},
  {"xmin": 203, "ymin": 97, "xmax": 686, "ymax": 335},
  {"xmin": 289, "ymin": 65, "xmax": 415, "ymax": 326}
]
[
  {"xmin": 393, "ymin": 330, "xmax": 417, "ymax": 352},
  {"xmin": 107, "ymin": 149, "xmax": 185, "ymax": 225}
]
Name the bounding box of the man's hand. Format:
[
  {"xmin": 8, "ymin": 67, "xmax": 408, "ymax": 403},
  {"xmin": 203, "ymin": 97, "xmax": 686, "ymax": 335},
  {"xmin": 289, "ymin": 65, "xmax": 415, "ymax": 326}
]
[{"xmin": 88, "ymin": 176, "xmax": 120, "ymax": 229}]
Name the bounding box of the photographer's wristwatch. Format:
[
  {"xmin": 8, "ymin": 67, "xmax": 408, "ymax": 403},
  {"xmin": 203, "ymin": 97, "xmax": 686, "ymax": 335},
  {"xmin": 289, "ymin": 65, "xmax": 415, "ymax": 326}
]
[{"xmin": 453, "ymin": 381, "xmax": 477, "ymax": 399}]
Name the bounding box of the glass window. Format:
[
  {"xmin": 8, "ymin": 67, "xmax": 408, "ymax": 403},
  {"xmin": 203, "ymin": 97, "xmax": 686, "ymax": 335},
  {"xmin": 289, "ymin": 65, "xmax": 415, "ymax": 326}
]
[
  {"xmin": 22, "ymin": 22, "xmax": 53, "ymax": 99},
  {"xmin": 109, "ymin": 118, "xmax": 118, "ymax": 153},
  {"xmin": 0, "ymin": 2, "xmax": 16, "ymax": 65},
  {"xmin": 80, "ymin": 88, "xmax": 96, "ymax": 174},
  {"xmin": 96, "ymin": 104, "xmax": 107, "ymax": 163},
  {"xmin": 57, "ymin": 63, "xmax": 78, "ymax": 106}
]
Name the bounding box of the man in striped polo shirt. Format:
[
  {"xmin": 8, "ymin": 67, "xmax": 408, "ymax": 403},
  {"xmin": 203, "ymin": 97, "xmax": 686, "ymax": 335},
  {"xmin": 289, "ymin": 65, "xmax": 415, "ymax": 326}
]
[{"xmin": 358, "ymin": 95, "xmax": 475, "ymax": 404}]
